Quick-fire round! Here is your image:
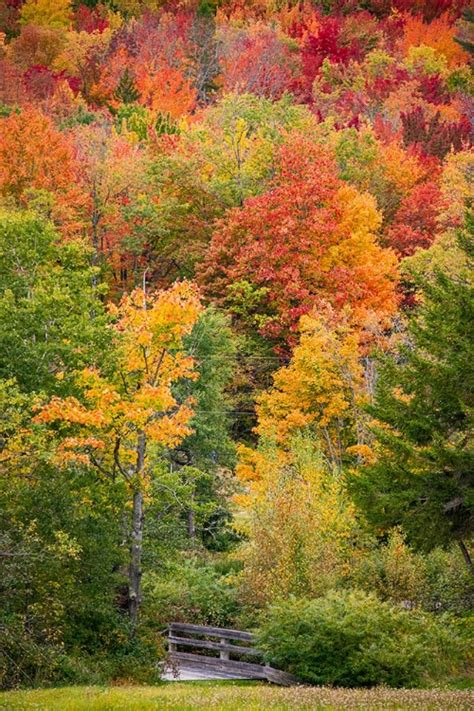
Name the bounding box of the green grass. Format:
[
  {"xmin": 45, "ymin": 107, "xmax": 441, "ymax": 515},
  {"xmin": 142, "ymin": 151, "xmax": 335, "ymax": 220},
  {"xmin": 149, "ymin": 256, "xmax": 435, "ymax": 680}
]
[{"xmin": 1, "ymin": 683, "xmax": 473, "ymax": 711}]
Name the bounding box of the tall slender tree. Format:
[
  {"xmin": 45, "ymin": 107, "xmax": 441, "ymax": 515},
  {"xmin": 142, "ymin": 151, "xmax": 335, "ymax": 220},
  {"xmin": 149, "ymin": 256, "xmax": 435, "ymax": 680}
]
[
  {"xmin": 351, "ymin": 212, "xmax": 474, "ymax": 571},
  {"xmin": 35, "ymin": 282, "xmax": 203, "ymax": 624}
]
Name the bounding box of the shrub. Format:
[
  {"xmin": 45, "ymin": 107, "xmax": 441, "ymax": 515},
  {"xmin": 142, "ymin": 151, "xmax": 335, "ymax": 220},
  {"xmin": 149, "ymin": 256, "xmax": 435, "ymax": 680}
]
[
  {"xmin": 0, "ymin": 614, "xmax": 164, "ymax": 689},
  {"xmin": 0, "ymin": 617, "xmax": 62, "ymax": 690},
  {"xmin": 349, "ymin": 529, "xmax": 474, "ymax": 614},
  {"xmin": 142, "ymin": 557, "xmax": 241, "ymax": 629},
  {"xmin": 256, "ymin": 590, "xmax": 466, "ymax": 687},
  {"xmin": 90, "ymin": 625, "xmax": 165, "ymax": 685}
]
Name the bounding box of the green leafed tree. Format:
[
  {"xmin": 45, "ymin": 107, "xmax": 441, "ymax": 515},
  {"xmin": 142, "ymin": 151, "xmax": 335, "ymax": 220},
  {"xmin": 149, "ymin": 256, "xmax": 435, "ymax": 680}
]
[
  {"xmin": 455, "ymin": 7, "xmax": 474, "ymax": 58},
  {"xmin": 168, "ymin": 308, "xmax": 238, "ymax": 551},
  {"xmin": 0, "ymin": 210, "xmax": 110, "ymax": 395},
  {"xmin": 351, "ymin": 211, "xmax": 474, "ymax": 572}
]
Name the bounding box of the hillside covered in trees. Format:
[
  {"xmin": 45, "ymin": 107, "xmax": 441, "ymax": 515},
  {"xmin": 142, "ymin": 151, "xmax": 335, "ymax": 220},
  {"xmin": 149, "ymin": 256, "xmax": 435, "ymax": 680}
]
[{"xmin": 0, "ymin": 0, "xmax": 473, "ymax": 694}]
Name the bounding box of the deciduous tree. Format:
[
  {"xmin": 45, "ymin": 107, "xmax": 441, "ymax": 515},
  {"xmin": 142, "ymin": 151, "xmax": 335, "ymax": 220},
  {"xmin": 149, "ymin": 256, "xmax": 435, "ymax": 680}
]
[
  {"xmin": 236, "ymin": 435, "xmax": 361, "ymax": 605},
  {"xmin": 0, "ymin": 108, "xmax": 86, "ymax": 236},
  {"xmin": 255, "ymin": 308, "xmax": 368, "ymax": 469},
  {"xmin": 201, "ymin": 133, "xmax": 399, "ymax": 348},
  {"xmin": 20, "ymin": 0, "xmax": 73, "ymax": 30},
  {"xmin": 0, "ymin": 210, "xmax": 109, "ymax": 395},
  {"xmin": 35, "ymin": 282, "xmax": 203, "ymax": 623}
]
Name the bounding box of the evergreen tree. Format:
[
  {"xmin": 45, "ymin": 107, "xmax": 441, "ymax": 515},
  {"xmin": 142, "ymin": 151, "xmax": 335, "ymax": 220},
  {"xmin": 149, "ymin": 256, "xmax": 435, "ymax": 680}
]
[
  {"xmin": 351, "ymin": 212, "xmax": 474, "ymax": 572},
  {"xmin": 114, "ymin": 68, "xmax": 140, "ymax": 105},
  {"xmin": 455, "ymin": 7, "xmax": 474, "ymax": 58}
]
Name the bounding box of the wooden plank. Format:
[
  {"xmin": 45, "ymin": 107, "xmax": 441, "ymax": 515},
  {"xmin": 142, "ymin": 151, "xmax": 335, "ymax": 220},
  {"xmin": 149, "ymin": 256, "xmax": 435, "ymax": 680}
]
[
  {"xmin": 169, "ymin": 651, "xmax": 268, "ymax": 678},
  {"xmin": 169, "ymin": 622, "xmax": 253, "ymax": 642},
  {"xmin": 163, "ymin": 667, "xmax": 245, "ymax": 681},
  {"xmin": 168, "ymin": 635, "xmax": 261, "ymax": 657},
  {"xmin": 264, "ymin": 666, "xmax": 301, "ymax": 687},
  {"xmin": 167, "ymin": 652, "xmax": 300, "ymax": 685}
]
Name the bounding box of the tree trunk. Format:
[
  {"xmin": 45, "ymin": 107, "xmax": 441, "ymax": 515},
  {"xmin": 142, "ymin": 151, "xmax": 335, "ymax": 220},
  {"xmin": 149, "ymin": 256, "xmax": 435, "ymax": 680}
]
[
  {"xmin": 129, "ymin": 431, "xmax": 146, "ymax": 628},
  {"xmin": 129, "ymin": 487, "xmax": 144, "ymax": 628},
  {"xmin": 458, "ymin": 539, "xmax": 474, "ymax": 576},
  {"xmin": 187, "ymin": 507, "xmax": 196, "ymax": 541}
]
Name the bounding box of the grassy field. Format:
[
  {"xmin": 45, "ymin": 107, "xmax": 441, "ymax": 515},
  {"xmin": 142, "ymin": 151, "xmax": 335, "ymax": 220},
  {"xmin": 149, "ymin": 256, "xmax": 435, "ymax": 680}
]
[{"xmin": 0, "ymin": 682, "xmax": 473, "ymax": 711}]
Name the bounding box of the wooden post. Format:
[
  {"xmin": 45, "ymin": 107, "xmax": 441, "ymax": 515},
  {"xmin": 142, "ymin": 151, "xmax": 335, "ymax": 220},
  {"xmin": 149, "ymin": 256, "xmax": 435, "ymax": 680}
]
[
  {"xmin": 219, "ymin": 635, "xmax": 229, "ymax": 660},
  {"xmin": 169, "ymin": 627, "xmax": 177, "ymax": 653}
]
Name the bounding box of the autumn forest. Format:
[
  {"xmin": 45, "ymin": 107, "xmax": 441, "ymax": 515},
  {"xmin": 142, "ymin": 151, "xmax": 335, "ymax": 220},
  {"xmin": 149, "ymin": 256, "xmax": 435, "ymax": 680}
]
[{"xmin": 0, "ymin": 0, "xmax": 473, "ymax": 704}]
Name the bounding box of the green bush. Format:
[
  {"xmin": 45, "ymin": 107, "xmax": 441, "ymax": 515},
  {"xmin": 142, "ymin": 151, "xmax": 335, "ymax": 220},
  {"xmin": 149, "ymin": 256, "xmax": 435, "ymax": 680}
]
[
  {"xmin": 349, "ymin": 530, "xmax": 474, "ymax": 614},
  {"xmin": 88, "ymin": 625, "xmax": 165, "ymax": 685},
  {"xmin": 0, "ymin": 617, "xmax": 62, "ymax": 690},
  {"xmin": 0, "ymin": 616, "xmax": 165, "ymax": 690},
  {"xmin": 143, "ymin": 557, "xmax": 241, "ymax": 629},
  {"xmin": 256, "ymin": 590, "xmax": 467, "ymax": 687}
]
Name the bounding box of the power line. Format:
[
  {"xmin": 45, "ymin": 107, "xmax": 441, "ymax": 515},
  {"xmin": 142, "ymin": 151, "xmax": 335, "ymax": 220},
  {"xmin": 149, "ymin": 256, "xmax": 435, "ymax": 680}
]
[
  {"xmin": 193, "ymin": 356, "xmax": 287, "ymax": 362},
  {"xmin": 191, "ymin": 410, "xmax": 256, "ymax": 415}
]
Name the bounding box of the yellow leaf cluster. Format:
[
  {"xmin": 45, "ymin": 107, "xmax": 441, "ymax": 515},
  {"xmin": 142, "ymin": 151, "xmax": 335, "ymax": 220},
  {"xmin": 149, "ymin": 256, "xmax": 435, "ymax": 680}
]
[
  {"xmin": 236, "ymin": 437, "xmax": 362, "ymax": 605},
  {"xmin": 35, "ymin": 282, "xmax": 203, "ymax": 486},
  {"xmin": 255, "ymin": 308, "xmax": 366, "ymax": 465},
  {"xmin": 20, "ymin": 0, "xmax": 72, "ymax": 30}
]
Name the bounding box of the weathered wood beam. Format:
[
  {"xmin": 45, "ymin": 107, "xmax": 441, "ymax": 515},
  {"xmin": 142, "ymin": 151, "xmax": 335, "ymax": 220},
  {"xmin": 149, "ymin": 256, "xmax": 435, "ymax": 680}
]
[
  {"xmin": 168, "ymin": 635, "xmax": 261, "ymax": 657},
  {"xmin": 169, "ymin": 622, "xmax": 253, "ymax": 642},
  {"xmin": 168, "ymin": 651, "xmax": 268, "ymax": 679}
]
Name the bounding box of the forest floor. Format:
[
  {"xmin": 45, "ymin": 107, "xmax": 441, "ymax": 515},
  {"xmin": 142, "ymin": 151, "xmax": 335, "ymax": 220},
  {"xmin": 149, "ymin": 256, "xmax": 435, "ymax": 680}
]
[{"xmin": 1, "ymin": 682, "xmax": 474, "ymax": 711}]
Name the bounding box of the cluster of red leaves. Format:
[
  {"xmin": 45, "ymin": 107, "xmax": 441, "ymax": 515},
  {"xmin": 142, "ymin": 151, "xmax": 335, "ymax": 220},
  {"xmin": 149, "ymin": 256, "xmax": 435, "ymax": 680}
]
[
  {"xmin": 200, "ymin": 134, "xmax": 398, "ymax": 346},
  {"xmin": 401, "ymin": 107, "xmax": 472, "ymax": 159},
  {"xmin": 74, "ymin": 3, "xmax": 110, "ymax": 34},
  {"xmin": 23, "ymin": 65, "xmax": 80, "ymax": 101},
  {"xmin": 385, "ymin": 182, "xmax": 443, "ymax": 258},
  {"xmin": 289, "ymin": 14, "xmax": 366, "ymax": 101}
]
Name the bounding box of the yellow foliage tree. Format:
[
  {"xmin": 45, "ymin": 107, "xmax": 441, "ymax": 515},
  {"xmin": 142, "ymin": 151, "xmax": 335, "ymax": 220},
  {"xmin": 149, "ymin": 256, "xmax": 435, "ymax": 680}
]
[
  {"xmin": 438, "ymin": 149, "xmax": 474, "ymax": 229},
  {"xmin": 236, "ymin": 435, "xmax": 362, "ymax": 606},
  {"xmin": 112, "ymin": 0, "xmax": 165, "ymax": 17},
  {"xmin": 20, "ymin": 0, "xmax": 72, "ymax": 30},
  {"xmin": 233, "ymin": 307, "xmax": 377, "ymax": 605},
  {"xmin": 255, "ymin": 308, "xmax": 371, "ymax": 469},
  {"xmin": 35, "ymin": 281, "xmax": 203, "ymax": 623}
]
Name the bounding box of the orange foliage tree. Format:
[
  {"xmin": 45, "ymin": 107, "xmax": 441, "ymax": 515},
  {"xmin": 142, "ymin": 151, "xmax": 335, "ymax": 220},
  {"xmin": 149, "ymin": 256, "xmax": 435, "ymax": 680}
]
[
  {"xmin": 0, "ymin": 108, "xmax": 86, "ymax": 236},
  {"xmin": 35, "ymin": 282, "xmax": 203, "ymax": 623},
  {"xmin": 399, "ymin": 12, "xmax": 469, "ymax": 68},
  {"xmin": 200, "ymin": 133, "xmax": 399, "ymax": 348},
  {"xmin": 93, "ymin": 17, "xmax": 197, "ymax": 118},
  {"xmin": 135, "ymin": 63, "xmax": 196, "ymax": 118}
]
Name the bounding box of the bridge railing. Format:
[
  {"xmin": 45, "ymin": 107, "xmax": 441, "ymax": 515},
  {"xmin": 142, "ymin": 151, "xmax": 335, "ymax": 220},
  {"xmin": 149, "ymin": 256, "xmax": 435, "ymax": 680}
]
[
  {"xmin": 165, "ymin": 622, "xmax": 299, "ymax": 685},
  {"xmin": 167, "ymin": 622, "xmax": 262, "ymax": 662}
]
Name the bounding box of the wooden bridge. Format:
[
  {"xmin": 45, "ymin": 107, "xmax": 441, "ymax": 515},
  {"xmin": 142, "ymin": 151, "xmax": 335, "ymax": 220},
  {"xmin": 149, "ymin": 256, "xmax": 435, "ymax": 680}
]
[{"xmin": 162, "ymin": 622, "xmax": 298, "ymax": 685}]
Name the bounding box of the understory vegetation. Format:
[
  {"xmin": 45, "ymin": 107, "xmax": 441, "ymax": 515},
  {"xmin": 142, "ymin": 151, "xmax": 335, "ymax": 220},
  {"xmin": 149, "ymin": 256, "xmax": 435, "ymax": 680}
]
[{"xmin": 0, "ymin": 0, "xmax": 473, "ymax": 695}]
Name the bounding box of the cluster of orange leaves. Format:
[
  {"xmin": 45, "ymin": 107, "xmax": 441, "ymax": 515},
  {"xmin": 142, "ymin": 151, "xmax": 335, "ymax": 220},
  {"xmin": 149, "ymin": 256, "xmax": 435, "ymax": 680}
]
[
  {"xmin": 0, "ymin": 108, "xmax": 87, "ymax": 236},
  {"xmin": 35, "ymin": 282, "xmax": 202, "ymax": 481}
]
